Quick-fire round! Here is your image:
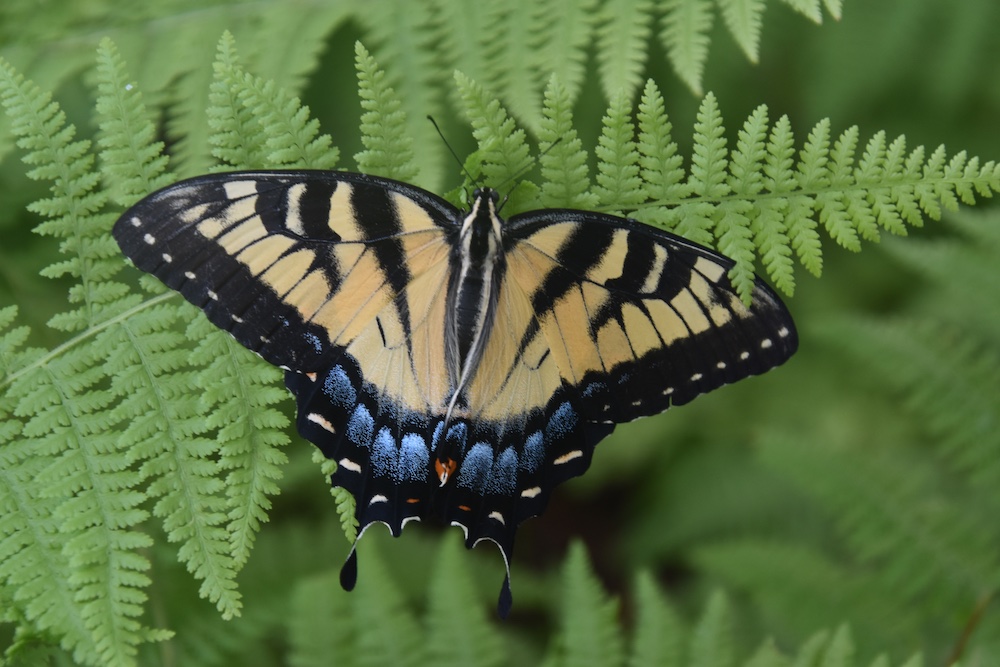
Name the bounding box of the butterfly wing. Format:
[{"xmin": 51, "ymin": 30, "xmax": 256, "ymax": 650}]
[
  {"xmin": 113, "ymin": 170, "xmax": 460, "ymax": 372},
  {"xmin": 478, "ymin": 207, "xmax": 798, "ymax": 496}
]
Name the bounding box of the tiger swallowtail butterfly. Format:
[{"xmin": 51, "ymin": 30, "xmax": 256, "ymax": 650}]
[{"xmin": 112, "ymin": 170, "xmax": 797, "ymax": 617}]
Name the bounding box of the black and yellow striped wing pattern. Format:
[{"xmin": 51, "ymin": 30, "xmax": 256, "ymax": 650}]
[{"xmin": 113, "ymin": 170, "xmax": 797, "ymax": 617}]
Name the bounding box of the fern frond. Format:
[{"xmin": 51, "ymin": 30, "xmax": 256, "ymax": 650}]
[
  {"xmin": 535, "ymin": 0, "xmax": 598, "ymax": 107},
  {"xmin": 287, "ymin": 570, "xmax": 353, "ymax": 667},
  {"xmin": 594, "ymin": 90, "xmax": 644, "ymax": 214},
  {"xmin": 0, "ymin": 56, "xmax": 181, "ymax": 666},
  {"xmin": 454, "ymin": 71, "xmax": 534, "ymax": 206},
  {"xmin": 425, "ymin": 535, "xmax": 503, "ymax": 667},
  {"xmin": 490, "ymin": 0, "xmax": 549, "ymax": 131},
  {"xmin": 758, "ymin": 435, "xmax": 998, "ymax": 613},
  {"xmin": 693, "ymin": 539, "xmax": 921, "ymax": 648},
  {"xmin": 186, "ymin": 315, "xmax": 289, "ymax": 569},
  {"xmin": 547, "ymin": 541, "xmax": 624, "ymax": 667},
  {"xmin": 0, "ymin": 58, "xmax": 118, "ymax": 334},
  {"xmin": 219, "ymin": 39, "xmax": 338, "ymax": 170},
  {"xmin": 427, "ymin": 0, "xmax": 504, "ymax": 95},
  {"xmin": 207, "ymin": 31, "xmax": 271, "ymax": 171},
  {"xmin": 354, "ymin": 42, "xmax": 418, "ymax": 183},
  {"xmin": 689, "ymin": 590, "xmax": 734, "ymax": 667},
  {"xmin": 94, "ymin": 39, "xmax": 171, "ymax": 207},
  {"xmin": 356, "ymin": 0, "xmax": 443, "ymax": 187},
  {"xmin": 660, "ymin": 0, "xmax": 714, "ymax": 96},
  {"xmin": 352, "ymin": 541, "xmax": 425, "ymax": 667},
  {"xmin": 636, "ymin": 79, "xmax": 688, "ymax": 205},
  {"xmin": 596, "ymin": 0, "xmax": 654, "ymax": 100},
  {"xmin": 628, "ymin": 571, "xmax": 684, "ymax": 667},
  {"xmin": 538, "ymin": 75, "xmax": 598, "ymax": 210},
  {"xmin": 778, "ymin": 0, "xmax": 823, "ymax": 23},
  {"xmin": 312, "ymin": 449, "xmax": 358, "ymax": 542},
  {"xmin": 744, "ymin": 639, "xmax": 790, "ymax": 667},
  {"xmin": 717, "ymin": 0, "xmax": 766, "ymax": 63}
]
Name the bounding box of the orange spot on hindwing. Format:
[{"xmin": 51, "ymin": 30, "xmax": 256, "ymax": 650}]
[{"xmin": 435, "ymin": 457, "xmax": 458, "ymax": 486}]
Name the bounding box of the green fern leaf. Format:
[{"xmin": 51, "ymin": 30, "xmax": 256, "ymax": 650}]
[
  {"xmin": 187, "ymin": 315, "xmax": 289, "ymax": 569},
  {"xmin": 354, "ymin": 42, "xmax": 418, "ymax": 182},
  {"xmin": 636, "ymin": 79, "xmax": 688, "ymax": 204},
  {"xmin": 311, "ymin": 449, "xmax": 359, "ymax": 542},
  {"xmin": 758, "ymin": 435, "xmax": 998, "ymax": 611},
  {"xmin": 717, "ymin": 0, "xmax": 766, "ymax": 63},
  {"xmin": 0, "ymin": 59, "xmax": 118, "ymax": 334},
  {"xmin": 288, "ymin": 570, "xmax": 353, "ymax": 667},
  {"xmin": 596, "ymin": 0, "xmax": 654, "ymax": 100},
  {"xmin": 94, "ymin": 38, "xmax": 171, "ymax": 207},
  {"xmin": 628, "ymin": 571, "xmax": 683, "ymax": 667},
  {"xmin": 454, "ymin": 71, "xmax": 534, "ymax": 208},
  {"xmin": 777, "ymin": 0, "xmax": 823, "ymax": 23},
  {"xmin": 790, "ymin": 631, "xmax": 832, "ymax": 667},
  {"xmin": 353, "ymin": 541, "xmax": 425, "ymax": 667},
  {"xmin": 594, "ymin": 90, "xmax": 644, "ymax": 214},
  {"xmin": 819, "ymin": 626, "xmax": 855, "ymax": 667},
  {"xmin": 490, "ymin": 0, "xmax": 549, "ymax": 131},
  {"xmin": 535, "ymin": 0, "xmax": 598, "ymax": 106},
  {"xmin": 688, "ymin": 92, "xmax": 730, "ymax": 201},
  {"xmin": 538, "ymin": 74, "xmax": 598, "ymax": 210},
  {"xmin": 765, "ymin": 115, "xmax": 821, "ymax": 279},
  {"xmin": 220, "ymin": 37, "xmax": 338, "ymax": 171},
  {"xmin": 356, "ymin": 0, "xmax": 443, "ymax": 188},
  {"xmin": 425, "ymin": 535, "xmax": 503, "ymax": 667},
  {"xmin": 207, "ymin": 31, "xmax": 271, "ymax": 171},
  {"xmin": 689, "ymin": 591, "xmax": 734, "ymax": 667},
  {"xmin": 548, "ymin": 541, "xmax": 624, "ymax": 667},
  {"xmin": 744, "ymin": 639, "xmax": 791, "ymax": 667},
  {"xmin": 661, "ymin": 0, "xmax": 714, "ymax": 95}
]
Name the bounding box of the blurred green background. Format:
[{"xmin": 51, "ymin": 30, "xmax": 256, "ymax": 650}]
[{"xmin": 1, "ymin": 0, "xmax": 999, "ymax": 664}]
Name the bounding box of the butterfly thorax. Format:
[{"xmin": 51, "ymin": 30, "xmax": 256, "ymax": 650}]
[{"xmin": 441, "ymin": 189, "xmax": 504, "ymax": 440}]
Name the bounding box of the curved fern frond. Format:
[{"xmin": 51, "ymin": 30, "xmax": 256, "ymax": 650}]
[
  {"xmin": 0, "ymin": 55, "xmax": 169, "ymax": 667},
  {"xmin": 546, "ymin": 542, "xmax": 624, "ymax": 667},
  {"xmin": 207, "ymin": 31, "xmax": 271, "ymax": 172},
  {"xmin": 424, "ymin": 536, "xmax": 503, "ymax": 667},
  {"xmin": 596, "ymin": 0, "xmax": 654, "ymax": 100},
  {"xmin": 354, "ymin": 42, "xmax": 418, "ymax": 183},
  {"xmin": 537, "ymin": 75, "xmax": 598, "ymax": 210}
]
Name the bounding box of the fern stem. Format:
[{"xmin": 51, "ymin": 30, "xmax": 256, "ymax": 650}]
[{"xmin": 0, "ymin": 292, "xmax": 176, "ymax": 392}]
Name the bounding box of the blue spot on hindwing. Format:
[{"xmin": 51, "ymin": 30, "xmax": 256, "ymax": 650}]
[
  {"xmin": 458, "ymin": 443, "xmax": 493, "ymax": 492},
  {"xmin": 545, "ymin": 402, "xmax": 577, "ymax": 440},
  {"xmin": 520, "ymin": 431, "xmax": 544, "ymax": 473},
  {"xmin": 323, "ymin": 365, "xmax": 357, "ymax": 409},
  {"xmin": 347, "ymin": 404, "xmax": 374, "ymax": 448},
  {"xmin": 486, "ymin": 447, "xmax": 518, "ymax": 495},
  {"xmin": 429, "ymin": 421, "xmax": 444, "ymax": 452},
  {"xmin": 446, "ymin": 422, "xmax": 468, "ymax": 449},
  {"xmin": 372, "ymin": 427, "xmax": 397, "ymax": 478},
  {"xmin": 399, "ymin": 433, "xmax": 429, "ymax": 481}
]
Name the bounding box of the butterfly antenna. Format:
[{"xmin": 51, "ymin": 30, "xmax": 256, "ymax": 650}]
[{"xmin": 427, "ymin": 115, "xmax": 478, "ymax": 187}]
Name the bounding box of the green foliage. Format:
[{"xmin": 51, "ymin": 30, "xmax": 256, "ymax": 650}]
[{"xmin": 0, "ymin": 2, "xmax": 998, "ymax": 665}]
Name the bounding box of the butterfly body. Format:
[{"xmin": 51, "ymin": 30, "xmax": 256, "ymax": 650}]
[{"xmin": 113, "ymin": 170, "xmax": 797, "ymax": 617}]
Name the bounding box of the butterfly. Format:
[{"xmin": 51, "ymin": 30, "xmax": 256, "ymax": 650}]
[{"xmin": 112, "ymin": 170, "xmax": 797, "ymax": 617}]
